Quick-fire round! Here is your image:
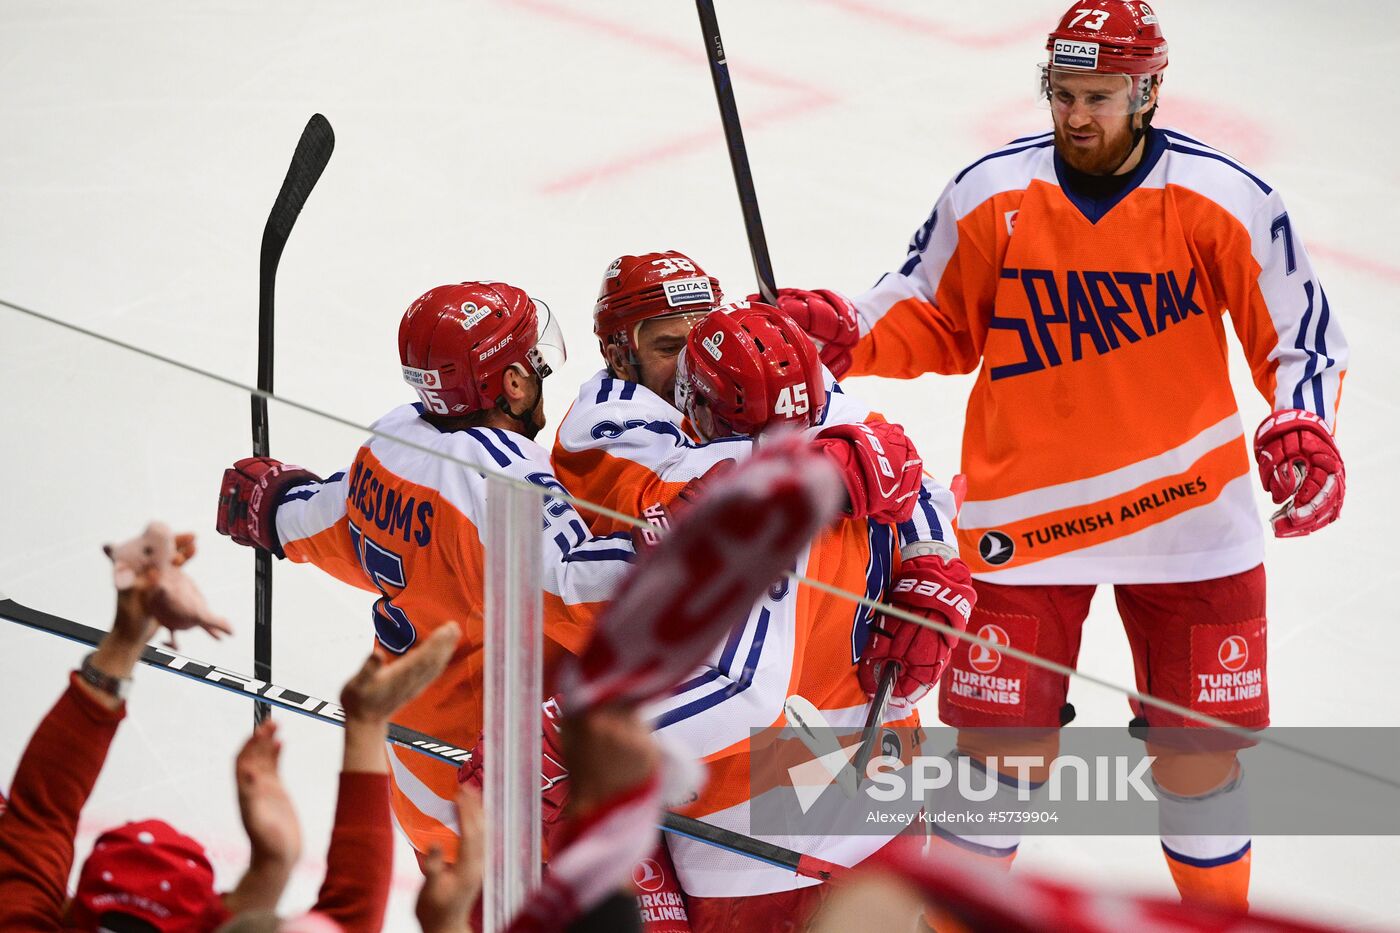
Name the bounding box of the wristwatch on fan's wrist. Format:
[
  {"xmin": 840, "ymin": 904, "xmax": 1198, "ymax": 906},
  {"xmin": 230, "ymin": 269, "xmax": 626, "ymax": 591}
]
[{"xmin": 79, "ymin": 652, "xmax": 132, "ymax": 701}]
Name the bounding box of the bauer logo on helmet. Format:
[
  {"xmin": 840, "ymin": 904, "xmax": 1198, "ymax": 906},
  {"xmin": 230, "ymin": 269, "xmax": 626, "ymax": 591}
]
[
  {"xmin": 663, "ymin": 277, "xmax": 715, "ymax": 308},
  {"xmin": 1052, "ymin": 39, "xmax": 1099, "ymax": 69},
  {"xmin": 478, "ymin": 335, "xmax": 511, "ymax": 364}
]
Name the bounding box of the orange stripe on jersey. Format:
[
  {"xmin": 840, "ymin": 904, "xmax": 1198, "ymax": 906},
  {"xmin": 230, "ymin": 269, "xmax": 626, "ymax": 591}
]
[
  {"xmin": 550, "ymin": 445, "xmax": 694, "ymax": 538},
  {"xmin": 282, "ymin": 518, "xmax": 376, "ymax": 593},
  {"xmin": 958, "ymin": 438, "xmax": 1243, "ymax": 574}
]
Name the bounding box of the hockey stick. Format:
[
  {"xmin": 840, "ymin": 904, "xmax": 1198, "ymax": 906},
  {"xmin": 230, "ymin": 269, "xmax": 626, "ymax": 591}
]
[
  {"xmin": 695, "ymin": 0, "xmax": 778, "ymax": 303},
  {"xmin": 852, "ymin": 662, "xmax": 898, "ymax": 781},
  {"xmin": 0, "ymin": 593, "xmax": 841, "ymax": 883},
  {"xmin": 252, "ymin": 114, "xmax": 335, "ymax": 725}
]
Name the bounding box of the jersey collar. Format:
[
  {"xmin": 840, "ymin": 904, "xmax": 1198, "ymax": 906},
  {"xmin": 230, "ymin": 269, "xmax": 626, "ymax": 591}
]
[{"xmin": 1053, "ymin": 127, "xmax": 1167, "ymax": 225}]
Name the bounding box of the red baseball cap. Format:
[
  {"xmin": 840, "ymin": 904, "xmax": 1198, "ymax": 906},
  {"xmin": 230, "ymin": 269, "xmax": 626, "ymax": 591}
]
[{"xmin": 68, "ymin": 820, "xmax": 227, "ymax": 932}]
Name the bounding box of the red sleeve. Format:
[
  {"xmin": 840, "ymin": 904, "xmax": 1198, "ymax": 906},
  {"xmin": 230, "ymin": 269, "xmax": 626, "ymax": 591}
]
[
  {"xmin": 310, "ymin": 771, "xmax": 393, "ymax": 933},
  {"xmin": 0, "ymin": 675, "xmax": 125, "ymax": 931}
]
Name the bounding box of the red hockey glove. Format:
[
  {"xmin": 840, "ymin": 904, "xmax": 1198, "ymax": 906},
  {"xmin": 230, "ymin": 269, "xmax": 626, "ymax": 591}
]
[
  {"xmin": 813, "ymin": 421, "xmax": 923, "ymax": 524},
  {"xmin": 860, "ymin": 553, "xmax": 976, "ymax": 702},
  {"xmin": 632, "ymin": 460, "xmax": 735, "ymax": 551},
  {"xmin": 215, "ymin": 457, "xmax": 321, "ymax": 555},
  {"xmin": 1254, "ymin": 409, "xmax": 1345, "ymax": 537},
  {"xmin": 457, "ymin": 698, "xmax": 571, "ymax": 851},
  {"xmin": 751, "ymin": 288, "xmax": 859, "ymax": 379}
]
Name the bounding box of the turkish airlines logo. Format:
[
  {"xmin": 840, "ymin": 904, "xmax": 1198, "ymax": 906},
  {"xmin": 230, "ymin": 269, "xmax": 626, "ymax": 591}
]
[
  {"xmin": 969, "ymin": 624, "xmax": 1009, "ymax": 674},
  {"xmin": 1218, "ymin": 635, "xmax": 1249, "ymax": 673},
  {"xmin": 979, "ymin": 530, "xmax": 1015, "ymax": 566},
  {"xmin": 632, "ymin": 857, "xmax": 666, "ymax": 892}
]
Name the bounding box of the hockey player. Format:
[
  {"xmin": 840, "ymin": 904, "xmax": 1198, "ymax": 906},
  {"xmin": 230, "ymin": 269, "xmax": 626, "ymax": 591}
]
[
  {"xmin": 552, "ymin": 267, "xmax": 974, "ymax": 930},
  {"xmin": 215, "ymin": 281, "xmax": 634, "ymax": 861},
  {"xmin": 763, "ymin": 0, "xmax": 1347, "ymax": 912}
]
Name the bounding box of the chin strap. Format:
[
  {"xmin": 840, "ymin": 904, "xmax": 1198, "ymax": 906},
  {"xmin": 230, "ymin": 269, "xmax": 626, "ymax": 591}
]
[{"xmin": 1109, "ymin": 77, "xmax": 1161, "ymax": 175}]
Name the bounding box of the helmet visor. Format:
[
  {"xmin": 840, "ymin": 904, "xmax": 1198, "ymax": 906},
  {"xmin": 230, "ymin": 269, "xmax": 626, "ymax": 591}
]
[
  {"xmin": 528, "ymin": 299, "xmax": 567, "ymax": 378},
  {"xmin": 1038, "ymin": 65, "xmax": 1152, "ymax": 118}
]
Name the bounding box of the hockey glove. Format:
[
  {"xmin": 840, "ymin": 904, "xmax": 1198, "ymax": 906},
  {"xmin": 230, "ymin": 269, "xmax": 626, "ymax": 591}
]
[
  {"xmin": 813, "ymin": 421, "xmax": 924, "ymax": 525},
  {"xmin": 1253, "ymin": 409, "xmax": 1345, "ymax": 537},
  {"xmin": 751, "ymin": 288, "xmax": 860, "ymax": 378},
  {"xmin": 457, "ymin": 697, "xmax": 572, "ymax": 852},
  {"xmin": 631, "ymin": 460, "xmax": 735, "ymax": 551},
  {"xmin": 860, "ymin": 552, "xmax": 976, "ymax": 702},
  {"xmin": 216, "ymin": 456, "xmax": 322, "ymax": 556}
]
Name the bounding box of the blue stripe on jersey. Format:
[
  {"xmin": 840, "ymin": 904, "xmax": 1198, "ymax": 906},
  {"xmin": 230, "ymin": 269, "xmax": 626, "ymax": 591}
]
[
  {"xmin": 654, "ymin": 608, "xmax": 770, "ymax": 728},
  {"xmin": 852, "ymin": 522, "xmax": 895, "ymax": 661},
  {"xmin": 642, "ymin": 420, "xmax": 752, "ymax": 449},
  {"xmin": 930, "ymin": 822, "xmax": 1019, "ymax": 858},
  {"xmin": 1292, "ymin": 281, "xmax": 1321, "ymax": 416},
  {"xmin": 1310, "ymin": 288, "xmax": 1335, "ymax": 418},
  {"xmin": 1162, "ymin": 138, "xmax": 1272, "ymax": 194},
  {"xmin": 562, "ymin": 548, "xmax": 633, "ymax": 563},
  {"xmin": 1158, "ymin": 129, "xmax": 1259, "ymax": 177},
  {"xmin": 467, "ymin": 429, "xmax": 511, "ymax": 467},
  {"xmin": 596, "ymin": 377, "xmax": 615, "ymax": 404},
  {"xmin": 1009, "ymin": 131, "xmax": 1054, "ymax": 145},
  {"xmin": 954, "ymin": 140, "xmax": 1053, "ymax": 184},
  {"xmin": 917, "ymin": 485, "xmax": 944, "ymax": 541},
  {"xmin": 1161, "ymin": 840, "xmax": 1251, "ymax": 868},
  {"xmin": 282, "ymin": 471, "xmax": 345, "ymax": 504},
  {"xmin": 620, "ymin": 381, "xmax": 637, "ymax": 401},
  {"xmin": 670, "ymin": 668, "xmax": 722, "ymax": 696},
  {"xmin": 1291, "ymin": 282, "xmax": 1336, "ymax": 420},
  {"xmin": 490, "ymin": 428, "xmax": 525, "ymax": 459},
  {"xmin": 817, "ymin": 387, "xmax": 833, "ymax": 426}
]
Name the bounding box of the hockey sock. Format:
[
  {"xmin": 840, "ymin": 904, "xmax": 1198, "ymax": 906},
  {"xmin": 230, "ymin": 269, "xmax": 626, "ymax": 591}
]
[
  {"xmin": 921, "ymin": 751, "xmax": 1045, "ymax": 870},
  {"xmin": 1156, "ymin": 765, "xmax": 1251, "ymax": 911}
]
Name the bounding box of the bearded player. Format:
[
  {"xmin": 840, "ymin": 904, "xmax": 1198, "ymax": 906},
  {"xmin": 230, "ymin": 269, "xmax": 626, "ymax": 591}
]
[
  {"xmin": 764, "ymin": 0, "xmax": 1347, "ymax": 912},
  {"xmin": 552, "ymin": 257, "xmax": 973, "ymax": 930}
]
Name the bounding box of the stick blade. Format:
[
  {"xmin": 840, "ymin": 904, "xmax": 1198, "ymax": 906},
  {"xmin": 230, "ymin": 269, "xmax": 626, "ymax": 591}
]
[{"xmin": 261, "ymin": 113, "xmax": 335, "ymax": 252}]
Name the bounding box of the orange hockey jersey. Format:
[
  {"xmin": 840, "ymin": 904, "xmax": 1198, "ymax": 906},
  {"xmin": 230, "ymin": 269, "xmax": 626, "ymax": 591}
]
[
  {"xmin": 275, "ymin": 403, "xmax": 631, "ymax": 855},
  {"xmin": 849, "ymin": 127, "xmax": 1347, "ymax": 584},
  {"xmin": 552, "ymin": 370, "xmax": 954, "ymax": 897}
]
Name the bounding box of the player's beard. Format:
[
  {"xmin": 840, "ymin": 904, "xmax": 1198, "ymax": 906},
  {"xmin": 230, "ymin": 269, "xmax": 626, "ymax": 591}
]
[{"xmin": 1054, "ymin": 119, "xmax": 1136, "ymax": 175}]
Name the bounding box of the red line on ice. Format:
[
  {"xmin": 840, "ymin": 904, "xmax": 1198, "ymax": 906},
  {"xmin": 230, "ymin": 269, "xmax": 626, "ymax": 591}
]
[
  {"xmin": 809, "ymin": 0, "xmax": 1046, "ymax": 49},
  {"xmin": 1309, "ymin": 244, "xmax": 1400, "ymax": 285},
  {"xmin": 513, "ymin": 0, "xmax": 835, "ymax": 194}
]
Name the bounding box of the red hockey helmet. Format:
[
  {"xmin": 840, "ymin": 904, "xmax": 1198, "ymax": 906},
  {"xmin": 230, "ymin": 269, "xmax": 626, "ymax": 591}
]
[
  {"xmin": 594, "ymin": 251, "xmax": 723, "ymax": 355},
  {"xmin": 1042, "ymin": 1, "xmax": 1167, "ymax": 114},
  {"xmin": 398, "ymin": 281, "xmax": 565, "ymax": 416},
  {"xmin": 674, "ymin": 302, "xmax": 826, "ymax": 441}
]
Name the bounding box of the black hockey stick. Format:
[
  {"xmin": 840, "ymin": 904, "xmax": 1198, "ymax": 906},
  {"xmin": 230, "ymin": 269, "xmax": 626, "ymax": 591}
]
[
  {"xmin": 0, "ymin": 594, "xmax": 841, "ymax": 882},
  {"xmin": 252, "ymin": 114, "xmax": 335, "ymax": 725},
  {"xmin": 695, "ymin": 0, "xmax": 778, "ymax": 303},
  {"xmin": 852, "ymin": 662, "xmax": 898, "ymax": 780}
]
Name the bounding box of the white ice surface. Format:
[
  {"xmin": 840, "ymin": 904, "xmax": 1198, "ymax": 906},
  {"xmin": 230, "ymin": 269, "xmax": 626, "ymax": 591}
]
[{"xmin": 1, "ymin": 0, "xmax": 1397, "ymax": 928}]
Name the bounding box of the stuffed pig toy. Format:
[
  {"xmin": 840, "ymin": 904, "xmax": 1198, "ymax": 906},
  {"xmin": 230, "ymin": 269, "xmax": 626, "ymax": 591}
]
[{"xmin": 103, "ymin": 521, "xmax": 232, "ymax": 648}]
